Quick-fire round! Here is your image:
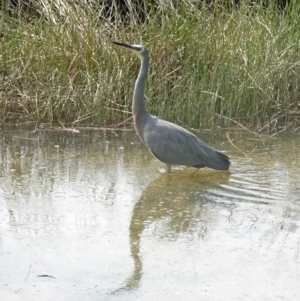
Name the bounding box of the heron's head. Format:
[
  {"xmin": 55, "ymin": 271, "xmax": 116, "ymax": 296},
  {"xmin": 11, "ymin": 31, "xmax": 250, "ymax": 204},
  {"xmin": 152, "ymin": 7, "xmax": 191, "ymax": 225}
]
[{"xmin": 113, "ymin": 42, "xmax": 148, "ymax": 59}]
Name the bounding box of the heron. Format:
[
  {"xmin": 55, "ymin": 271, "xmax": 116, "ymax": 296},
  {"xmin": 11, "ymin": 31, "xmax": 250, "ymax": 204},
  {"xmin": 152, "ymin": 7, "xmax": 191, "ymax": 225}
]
[{"xmin": 113, "ymin": 42, "xmax": 230, "ymax": 173}]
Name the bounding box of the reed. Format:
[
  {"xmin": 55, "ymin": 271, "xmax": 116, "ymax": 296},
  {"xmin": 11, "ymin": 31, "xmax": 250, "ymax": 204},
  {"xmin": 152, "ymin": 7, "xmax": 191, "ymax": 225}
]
[{"xmin": 0, "ymin": 0, "xmax": 299, "ymax": 129}]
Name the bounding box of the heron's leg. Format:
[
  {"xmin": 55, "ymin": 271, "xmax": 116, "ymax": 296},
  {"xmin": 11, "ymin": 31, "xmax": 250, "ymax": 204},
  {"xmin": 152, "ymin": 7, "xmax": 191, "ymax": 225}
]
[{"xmin": 165, "ymin": 164, "xmax": 172, "ymax": 173}]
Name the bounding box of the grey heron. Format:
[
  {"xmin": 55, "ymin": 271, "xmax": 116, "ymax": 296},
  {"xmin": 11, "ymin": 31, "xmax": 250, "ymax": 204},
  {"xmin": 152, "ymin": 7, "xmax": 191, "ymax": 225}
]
[{"xmin": 113, "ymin": 42, "xmax": 230, "ymax": 173}]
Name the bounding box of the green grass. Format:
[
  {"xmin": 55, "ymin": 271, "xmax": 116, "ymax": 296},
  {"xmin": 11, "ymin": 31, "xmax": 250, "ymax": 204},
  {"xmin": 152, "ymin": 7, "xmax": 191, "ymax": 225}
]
[{"xmin": 0, "ymin": 0, "xmax": 299, "ymax": 130}]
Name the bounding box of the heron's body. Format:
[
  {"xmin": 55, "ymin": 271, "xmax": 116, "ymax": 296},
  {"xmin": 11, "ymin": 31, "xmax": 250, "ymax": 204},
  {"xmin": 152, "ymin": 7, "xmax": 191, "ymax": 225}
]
[{"xmin": 113, "ymin": 42, "xmax": 230, "ymax": 173}]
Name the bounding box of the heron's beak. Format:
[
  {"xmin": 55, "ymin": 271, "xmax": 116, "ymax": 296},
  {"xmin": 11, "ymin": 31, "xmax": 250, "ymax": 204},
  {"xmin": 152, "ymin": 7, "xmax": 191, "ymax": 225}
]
[{"xmin": 112, "ymin": 41, "xmax": 141, "ymax": 52}]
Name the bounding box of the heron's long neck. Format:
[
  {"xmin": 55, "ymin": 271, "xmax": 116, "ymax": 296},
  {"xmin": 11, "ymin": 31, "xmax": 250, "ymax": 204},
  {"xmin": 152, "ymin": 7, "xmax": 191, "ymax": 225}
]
[{"xmin": 133, "ymin": 55, "xmax": 149, "ymax": 117}]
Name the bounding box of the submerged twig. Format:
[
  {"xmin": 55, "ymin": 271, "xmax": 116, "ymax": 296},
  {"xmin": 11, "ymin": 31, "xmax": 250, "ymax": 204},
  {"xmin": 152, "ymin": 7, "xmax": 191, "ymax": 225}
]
[
  {"xmin": 0, "ymin": 113, "xmax": 9, "ymax": 126},
  {"xmin": 226, "ymin": 133, "xmax": 258, "ymax": 157},
  {"xmin": 216, "ymin": 114, "xmax": 263, "ymax": 138},
  {"xmin": 247, "ymin": 145, "xmax": 258, "ymax": 156},
  {"xmin": 55, "ymin": 119, "xmax": 80, "ymax": 133},
  {"xmin": 106, "ymin": 116, "xmax": 133, "ymax": 129},
  {"xmin": 72, "ymin": 112, "xmax": 100, "ymax": 125},
  {"xmin": 226, "ymin": 133, "xmax": 248, "ymax": 156},
  {"xmin": 271, "ymin": 122, "xmax": 293, "ymax": 137}
]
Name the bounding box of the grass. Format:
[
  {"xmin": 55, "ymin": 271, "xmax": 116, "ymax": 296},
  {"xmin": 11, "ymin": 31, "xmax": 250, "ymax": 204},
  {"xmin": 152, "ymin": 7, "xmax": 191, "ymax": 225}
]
[{"xmin": 0, "ymin": 0, "xmax": 299, "ymax": 130}]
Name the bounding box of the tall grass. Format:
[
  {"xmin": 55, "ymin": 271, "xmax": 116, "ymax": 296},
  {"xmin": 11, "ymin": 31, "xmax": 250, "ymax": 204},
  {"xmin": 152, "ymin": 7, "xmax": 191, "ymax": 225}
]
[{"xmin": 0, "ymin": 0, "xmax": 299, "ymax": 129}]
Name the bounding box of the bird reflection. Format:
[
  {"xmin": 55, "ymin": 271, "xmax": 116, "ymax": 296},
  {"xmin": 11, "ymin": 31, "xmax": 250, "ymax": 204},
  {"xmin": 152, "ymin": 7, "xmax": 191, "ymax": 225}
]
[{"xmin": 112, "ymin": 169, "xmax": 230, "ymax": 294}]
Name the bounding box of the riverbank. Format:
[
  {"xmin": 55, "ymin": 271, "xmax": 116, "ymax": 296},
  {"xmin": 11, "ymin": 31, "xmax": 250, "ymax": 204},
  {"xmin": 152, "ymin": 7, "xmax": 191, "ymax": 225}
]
[{"xmin": 1, "ymin": 1, "xmax": 299, "ymax": 130}]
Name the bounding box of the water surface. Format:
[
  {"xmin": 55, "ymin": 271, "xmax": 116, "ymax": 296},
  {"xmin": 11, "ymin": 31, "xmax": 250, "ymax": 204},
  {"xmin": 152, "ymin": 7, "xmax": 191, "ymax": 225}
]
[{"xmin": 0, "ymin": 126, "xmax": 299, "ymax": 301}]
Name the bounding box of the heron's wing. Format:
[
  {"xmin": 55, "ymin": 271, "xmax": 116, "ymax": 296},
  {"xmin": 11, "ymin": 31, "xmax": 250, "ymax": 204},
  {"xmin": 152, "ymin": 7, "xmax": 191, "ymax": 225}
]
[{"xmin": 144, "ymin": 117, "xmax": 229, "ymax": 170}]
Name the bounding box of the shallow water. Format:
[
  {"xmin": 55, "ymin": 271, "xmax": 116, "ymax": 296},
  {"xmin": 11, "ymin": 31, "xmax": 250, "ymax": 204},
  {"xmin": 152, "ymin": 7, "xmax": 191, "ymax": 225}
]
[{"xmin": 0, "ymin": 126, "xmax": 299, "ymax": 301}]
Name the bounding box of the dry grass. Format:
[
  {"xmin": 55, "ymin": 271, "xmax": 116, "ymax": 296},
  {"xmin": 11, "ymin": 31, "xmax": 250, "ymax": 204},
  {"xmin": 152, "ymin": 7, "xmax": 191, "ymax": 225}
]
[{"xmin": 0, "ymin": 0, "xmax": 299, "ymax": 130}]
